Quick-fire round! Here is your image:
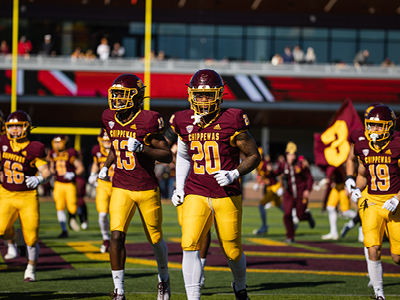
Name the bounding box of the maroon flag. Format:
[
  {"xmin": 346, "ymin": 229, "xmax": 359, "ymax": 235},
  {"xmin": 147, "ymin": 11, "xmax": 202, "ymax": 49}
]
[{"xmin": 314, "ymin": 98, "xmax": 364, "ymax": 168}]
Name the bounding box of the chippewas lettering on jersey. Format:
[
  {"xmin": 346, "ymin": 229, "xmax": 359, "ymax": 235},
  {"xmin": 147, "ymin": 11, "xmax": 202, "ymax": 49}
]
[
  {"xmin": 2, "ymin": 152, "xmax": 25, "ymax": 164},
  {"xmin": 364, "ymin": 156, "xmax": 391, "ymax": 164},
  {"xmin": 188, "ymin": 132, "xmax": 220, "ymax": 142},
  {"xmin": 108, "ymin": 130, "xmax": 136, "ymax": 139}
]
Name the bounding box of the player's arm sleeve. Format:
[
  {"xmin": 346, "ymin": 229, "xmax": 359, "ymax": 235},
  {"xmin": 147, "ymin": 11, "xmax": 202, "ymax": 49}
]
[
  {"xmin": 143, "ymin": 113, "xmax": 165, "ymax": 146},
  {"xmin": 175, "ymin": 137, "xmax": 190, "ymax": 191}
]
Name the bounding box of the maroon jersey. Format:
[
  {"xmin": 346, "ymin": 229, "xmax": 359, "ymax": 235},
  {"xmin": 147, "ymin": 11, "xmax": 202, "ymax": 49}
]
[
  {"xmin": 91, "ymin": 144, "xmax": 114, "ymax": 180},
  {"xmin": 354, "ymin": 136, "xmax": 400, "ymax": 200},
  {"xmin": 171, "ymin": 108, "xmax": 250, "ymax": 198},
  {"xmin": 259, "ymin": 160, "xmax": 278, "ymax": 186},
  {"xmin": 0, "ymin": 138, "xmax": 46, "ymax": 191},
  {"xmin": 102, "ymin": 108, "xmax": 165, "ymax": 191},
  {"xmin": 275, "ymin": 160, "xmax": 313, "ymax": 198},
  {"xmin": 49, "ymin": 148, "xmax": 78, "ymax": 183}
]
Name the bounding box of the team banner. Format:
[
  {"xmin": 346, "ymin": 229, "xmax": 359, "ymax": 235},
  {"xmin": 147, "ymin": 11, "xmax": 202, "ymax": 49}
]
[{"xmin": 314, "ymin": 98, "xmax": 364, "ymax": 168}]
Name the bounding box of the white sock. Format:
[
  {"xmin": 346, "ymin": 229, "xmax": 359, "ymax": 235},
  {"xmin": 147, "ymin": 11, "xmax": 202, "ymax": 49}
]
[
  {"xmin": 227, "ymin": 253, "xmax": 247, "ymax": 291},
  {"xmin": 111, "ymin": 270, "xmax": 125, "ymax": 295},
  {"xmin": 182, "ymin": 250, "xmax": 201, "ymax": 300},
  {"xmin": 152, "ymin": 239, "xmax": 169, "ymax": 281},
  {"xmin": 98, "ymin": 212, "xmax": 110, "ymax": 240},
  {"xmin": 359, "ymin": 226, "xmax": 364, "ymax": 242},
  {"xmin": 27, "ymin": 244, "xmax": 40, "ymax": 261},
  {"xmin": 327, "ymin": 206, "xmax": 338, "ymax": 235},
  {"xmin": 200, "ymin": 258, "xmax": 207, "ymax": 284},
  {"xmin": 26, "ymin": 263, "xmax": 36, "ymax": 273},
  {"xmin": 342, "ymin": 209, "xmax": 357, "ymax": 219},
  {"xmin": 367, "ymin": 260, "xmax": 384, "ymax": 298},
  {"xmin": 347, "ymin": 219, "xmax": 355, "ymax": 229},
  {"xmin": 57, "ymin": 210, "xmax": 67, "ymax": 231},
  {"xmin": 7, "ymin": 242, "xmax": 17, "ymax": 256}
]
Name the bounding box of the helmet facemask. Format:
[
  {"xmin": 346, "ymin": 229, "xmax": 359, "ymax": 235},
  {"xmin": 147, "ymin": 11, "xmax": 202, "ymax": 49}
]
[
  {"xmin": 108, "ymin": 85, "xmax": 143, "ymax": 111},
  {"xmin": 365, "ymin": 118, "xmax": 394, "ymax": 142},
  {"xmin": 188, "ymin": 86, "xmax": 224, "ymax": 116},
  {"xmin": 6, "ymin": 121, "xmax": 30, "ymax": 140},
  {"xmin": 52, "ymin": 136, "xmax": 68, "ymax": 152}
]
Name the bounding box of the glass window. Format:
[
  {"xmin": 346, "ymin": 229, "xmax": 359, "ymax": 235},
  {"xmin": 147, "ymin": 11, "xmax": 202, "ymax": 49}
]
[
  {"xmin": 273, "ymin": 39, "xmax": 300, "ymax": 57},
  {"xmin": 217, "ymin": 25, "xmax": 243, "ymax": 37},
  {"xmin": 275, "ymin": 27, "xmax": 300, "ymax": 38},
  {"xmin": 303, "ymin": 41, "xmax": 328, "ymax": 63},
  {"xmin": 388, "ymin": 30, "xmax": 400, "ymax": 41},
  {"xmin": 157, "ymin": 36, "xmax": 186, "ymax": 59},
  {"xmin": 360, "ymin": 29, "xmax": 385, "ymax": 41},
  {"xmin": 245, "ymin": 38, "xmax": 269, "ymax": 61},
  {"xmin": 217, "ymin": 38, "xmax": 243, "ymax": 60},
  {"xmin": 245, "ymin": 26, "xmax": 272, "ymax": 37},
  {"xmin": 302, "ymin": 28, "xmax": 329, "ymax": 39},
  {"xmin": 129, "ymin": 22, "xmax": 145, "ymax": 34},
  {"xmin": 122, "ymin": 37, "xmax": 137, "ymax": 58},
  {"xmin": 189, "ymin": 25, "xmax": 215, "ymax": 36},
  {"xmin": 158, "ymin": 23, "xmax": 186, "ymax": 35},
  {"xmin": 188, "ymin": 37, "xmax": 215, "ymax": 60},
  {"xmin": 388, "ymin": 43, "xmax": 400, "ymax": 64},
  {"xmin": 359, "ymin": 42, "xmax": 384, "ymax": 65},
  {"xmin": 331, "ymin": 29, "xmax": 357, "ymax": 39},
  {"xmin": 331, "ymin": 41, "xmax": 356, "ymax": 63}
]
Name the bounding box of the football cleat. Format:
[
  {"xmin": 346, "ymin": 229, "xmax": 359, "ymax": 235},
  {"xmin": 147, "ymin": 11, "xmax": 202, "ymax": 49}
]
[
  {"xmin": 69, "ymin": 217, "xmax": 81, "ymax": 232},
  {"xmin": 157, "ymin": 278, "xmax": 171, "ymax": 300},
  {"xmin": 321, "ymin": 232, "xmax": 339, "ymax": 240},
  {"xmin": 109, "ymin": 288, "xmax": 126, "ymax": 300},
  {"xmin": 252, "ymin": 226, "xmax": 268, "ymax": 235},
  {"xmin": 284, "ymin": 238, "xmax": 295, "ymax": 244},
  {"xmin": 232, "ymin": 282, "xmax": 250, "ymax": 300},
  {"xmin": 100, "ymin": 240, "xmax": 110, "ymax": 254},
  {"xmin": 24, "ymin": 267, "xmax": 36, "ymax": 282},
  {"xmin": 81, "ymin": 221, "xmax": 88, "ymax": 230},
  {"xmin": 58, "ymin": 231, "xmax": 68, "ymax": 238},
  {"xmin": 340, "ymin": 222, "xmax": 351, "ymax": 238}
]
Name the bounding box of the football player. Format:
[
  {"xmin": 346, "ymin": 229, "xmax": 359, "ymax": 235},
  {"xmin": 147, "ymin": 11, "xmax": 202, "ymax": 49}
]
[
  {"xmin": 352, "ymin": 104, "xmax": 400, "ymax": 300},
  {"xmin": 88, "ymin": 128, "xmax": 114, "ymax": 253},
  {"xmin": 170, "ymin": 69, "xmax": 260, "ymax": 300},
  {"xmin": 0, "ymin": 110, "xmax": 52, "ymax": 281},
  {"xmin": 100, "ymin": 74, "xmax": 172, "ymax": 300},
  {"xmin": 274, "ymin": 142, "xmax": 315, "ymax": 243},
  {"xmin": 48, "ymin": 134, "xmax": 85, "ymax": 237},
  {"xmin": 252, "ymin": 149, "xmax": 285, "ymax": 235}
]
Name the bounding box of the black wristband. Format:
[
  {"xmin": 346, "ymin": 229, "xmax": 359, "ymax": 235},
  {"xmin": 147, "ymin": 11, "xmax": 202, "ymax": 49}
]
[{"xmin": 345, "ymin": 175, "xmax": 355, "ymax": 181}]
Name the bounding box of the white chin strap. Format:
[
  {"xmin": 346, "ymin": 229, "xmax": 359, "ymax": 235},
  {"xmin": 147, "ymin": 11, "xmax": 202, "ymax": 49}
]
[
  {"xmin": 191, "ymin": 113, "xmax": 203, "ymax": 125},
  {"xmin": 370, "ymin": 133, "xmax": 380, "ymax": 142}
]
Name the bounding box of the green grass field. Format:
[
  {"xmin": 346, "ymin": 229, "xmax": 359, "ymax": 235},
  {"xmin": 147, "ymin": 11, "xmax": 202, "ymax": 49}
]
[{"xmin": 1, "ymin": 199, "xmax": 400, "ymax": 300}]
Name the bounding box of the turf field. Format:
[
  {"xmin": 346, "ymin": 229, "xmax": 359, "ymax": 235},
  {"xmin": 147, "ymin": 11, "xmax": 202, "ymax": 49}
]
[{"xmin": 1, "ymin": 199, "xmax": 399, "ymax": 300}]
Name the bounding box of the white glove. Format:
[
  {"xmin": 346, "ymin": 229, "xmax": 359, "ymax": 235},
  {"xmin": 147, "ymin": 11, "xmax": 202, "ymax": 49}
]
[
  {"xmin": 276, "ymin": 187, "xmax": 284, "ymax": 197},
  {"xmin": 171, "ymin": 189, "xmax": 185, "ymax": 207},
  {"xmin": 64, "ymin": 172, "xmax": 75, "ymax": 181},
  {"xmin": 345, "ymin": 176, "xmax": 356, "ymax": 193},
  {"xmin": 127, "ymin": 136, "xmax": 144, "ymax": 152},
  {"xmin": 88, "ymin": 172, "xmax": 98, "ymax": 185},
  {"xmin": 351, "ymin": 187, "xmax": 362, "ymax": 203},
  {"xmin": 99, "ymin": 167, "xmax": 109, "ymax": 180},
  {"xmin": 25, "ymin": 176, "xmax": 44, "ymax": 188},
  {"xmin": 252, "ymin": 183, "xmax": 260, "ymax": 191},
  {"xmin": 213, "ymin": 169, "xmax": 240, "ymax": 187},
  {"xmin": 382, "ymin": 196, "xmax": 399, "ymax": 212}
]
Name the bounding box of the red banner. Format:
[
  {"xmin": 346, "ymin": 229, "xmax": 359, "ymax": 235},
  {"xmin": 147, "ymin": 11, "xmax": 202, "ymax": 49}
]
[{"xmin": 314, "ymin": 98, "xmax": 364, "ymax": 168}]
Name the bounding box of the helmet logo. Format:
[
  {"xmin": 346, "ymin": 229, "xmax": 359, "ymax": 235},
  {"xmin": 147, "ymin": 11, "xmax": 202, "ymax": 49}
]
[
  {"xmin": 109, "ymin": 121, "xmax": 115, "ymax": 129},
  {"xmin": 137, "ymin": 80, "xmax": 143, "ymax": 88}
]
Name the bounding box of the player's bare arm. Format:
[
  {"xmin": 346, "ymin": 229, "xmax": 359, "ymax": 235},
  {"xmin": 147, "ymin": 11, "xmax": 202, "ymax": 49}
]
[
  {"xmin": 145, "ymin": 133, "xmax": 173, "ymax": 163},
  {"xmin": 355, "ymin": 157, "xmax": 367, "ymax": 190},
  {"xmin": 37, "ymin": 163, "xmax": 52, "ymax": 181},
  {"xmin": 73, "ymin": 158, "xmax": 85, "ymax": 176},
  {"xmin": 346, "ymin": 144, "xmax": 357, "ymax": 176},
  {"xmin": 103, "ymin": 150, "xmax": 116, "ymax": 169},
  {"xmin": 234, "ymin": 131, "xmax": 260, "ymax": 175}
]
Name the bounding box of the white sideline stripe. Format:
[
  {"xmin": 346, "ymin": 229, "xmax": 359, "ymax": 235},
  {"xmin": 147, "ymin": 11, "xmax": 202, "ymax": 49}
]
[
  {"xmin": 251, "ymin": 75, "xmax": 275, "ymax": 102},
  {"xmin": 235, "ymin": 75, "xmax": 264, "ymax": 102},
  {"xmin": 50, "ymin": 70, "xmax": 77, "ymax": 95}
]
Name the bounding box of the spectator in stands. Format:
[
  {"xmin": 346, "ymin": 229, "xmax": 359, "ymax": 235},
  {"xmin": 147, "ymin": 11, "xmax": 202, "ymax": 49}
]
[
  {"xmin": 84, "ymin": 49, "xmax": 96, "ymax": 61},
  {"xmin": 1, "ymin": 40, "xmax": 10, "ymax": 55},
  {"xmin": 157, "ymin": 50, "xmax": 165, "ymax": 60},
  {"xmin": 71, "ymin": 47, "xmax": 84, "ymax": 60},
  {"xmin": 304, "ymin": 47, "xmax": 316, "ymax": 64},
  {"xmin": 282, "ymin": 45, "xmax": 293, "ymax": 64},
  {"xmin": 353, "ymin": 49, "xmax": 369, "ymax": 68},
  {"xmin": 17, "ymin": 36, "xmax": 33, "ymax": 58},
  {"xmin": 110, "ymin": 42, "xmax": 125, "ymax": 59},
  {"xmin": 271, "ymin": 53, "xmax": 283, "ymax": 65},
  {"xmin": 97, "ymin": 38, "xmax": 110, "ymax": 61},
  {"xmin": 292, "ymin": 45, "xmax": 304, "ymax": 64},
  {"xmin": 40, "ymin": 34, "xmax": 54, "ymax": 56},
  {"xmin": 381, "ymin": 57, "xmax": 395, "ymax": 68}
]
